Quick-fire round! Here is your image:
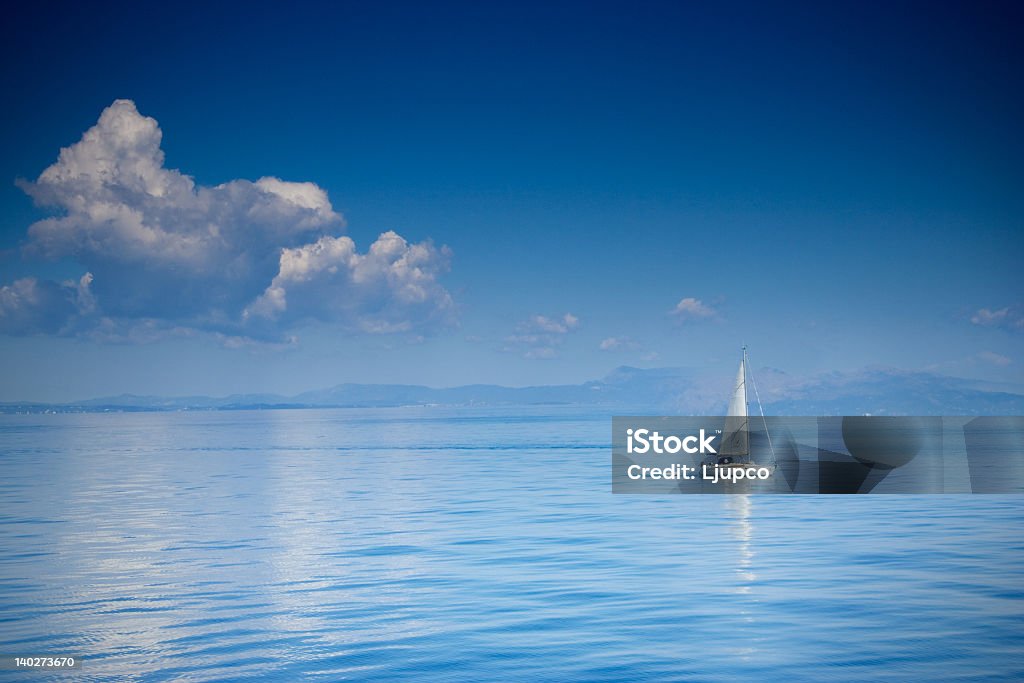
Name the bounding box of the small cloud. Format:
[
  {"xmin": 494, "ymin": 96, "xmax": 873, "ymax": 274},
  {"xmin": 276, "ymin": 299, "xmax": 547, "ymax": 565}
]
[
  {"xmin": 970, "ymin": 306, "xmax": 1023, "ymax": 330},
  {"xmin": 504, "ymin": 312, "xmax": 579, "ymax": 359},
  {"xmin": 529, "ymin": 313, "xmax": 579, "ymax": 334},
  {"xmin": 599, "ymin": 336, "xmax": 639, "ymax": 351},
  {"xmin": 670, "ymin": 297, "xmax": 717, "ymax": 322},
  {"xmin": 598, "ymin": 335, "xmax": 659, "ymax": 362},
  {"xmin": 977, "ymin": 350, "xmax": 1012, "ymax": 367}
]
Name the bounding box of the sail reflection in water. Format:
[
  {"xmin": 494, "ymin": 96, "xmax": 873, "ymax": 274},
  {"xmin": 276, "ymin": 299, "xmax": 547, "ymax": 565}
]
[{"xmin": 729, "ymin": 494, "xmax": 756, "ymax": 591}]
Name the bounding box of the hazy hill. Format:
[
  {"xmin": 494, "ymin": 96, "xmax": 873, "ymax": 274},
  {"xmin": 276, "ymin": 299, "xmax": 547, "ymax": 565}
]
[{"xmin": 2, "ymin": 366, "xmax": 1021, "ymax": 415}]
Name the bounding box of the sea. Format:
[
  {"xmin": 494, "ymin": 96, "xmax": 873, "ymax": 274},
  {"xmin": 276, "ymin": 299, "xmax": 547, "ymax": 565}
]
[{"xmin": 0, "ymin": 407, "xmax": 1021, "ymax": 681}]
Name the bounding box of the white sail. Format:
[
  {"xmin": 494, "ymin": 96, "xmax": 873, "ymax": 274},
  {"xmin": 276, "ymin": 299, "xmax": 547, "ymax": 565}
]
[{"xmin": 720, "ymin": 357, "xmax": 749, "ymax": 456}]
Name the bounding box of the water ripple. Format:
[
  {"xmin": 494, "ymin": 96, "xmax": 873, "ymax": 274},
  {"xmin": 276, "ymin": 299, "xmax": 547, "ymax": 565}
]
[{"xmin": 0, "ymin": 408, "xmax": 1021, "ymax": 681}]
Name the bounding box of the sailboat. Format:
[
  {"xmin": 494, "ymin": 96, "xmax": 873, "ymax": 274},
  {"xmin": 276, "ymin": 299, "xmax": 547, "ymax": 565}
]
[{"xmin": 705, "ymin": 346, "xmax": 777, "ymax": 472}]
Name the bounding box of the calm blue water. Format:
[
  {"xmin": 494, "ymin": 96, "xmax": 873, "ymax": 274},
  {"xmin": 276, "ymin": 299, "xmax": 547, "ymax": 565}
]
[{"xmin": 0, "ymin": 407, "xmax": 1021, "ymax": 681}]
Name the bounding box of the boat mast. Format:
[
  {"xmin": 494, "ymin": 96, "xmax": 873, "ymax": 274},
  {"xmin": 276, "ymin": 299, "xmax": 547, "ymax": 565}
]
[
  {"xmin": 744, "ymin": 345, "xmax": 777, "ymax": 467},
  {"xmin": 742, "ymin": 345, "xmax": 749, "ymax": 417}
]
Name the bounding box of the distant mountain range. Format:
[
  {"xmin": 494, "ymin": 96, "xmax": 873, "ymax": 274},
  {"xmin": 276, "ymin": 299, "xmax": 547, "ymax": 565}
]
[{"xmin": 2, "ymin": 366, "xmax": 1022, "ymax": 415}]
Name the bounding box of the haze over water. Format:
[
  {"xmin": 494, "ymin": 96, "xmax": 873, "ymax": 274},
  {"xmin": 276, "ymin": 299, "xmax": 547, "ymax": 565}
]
[{"xmin": 1, "ymin": 408, "xmax": 1022, "ymax": 681}]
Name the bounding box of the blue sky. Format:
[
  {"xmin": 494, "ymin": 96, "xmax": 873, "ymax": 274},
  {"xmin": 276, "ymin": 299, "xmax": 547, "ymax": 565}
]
[{"xmin": 0, "ymin": 1, "xmax": 1021, "ymax": 401}]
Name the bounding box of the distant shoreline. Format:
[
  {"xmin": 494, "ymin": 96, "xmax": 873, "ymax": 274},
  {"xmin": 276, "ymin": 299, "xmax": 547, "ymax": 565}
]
[{"xmin": 4, "ymin": 366, "xmax": 1023, "ymax": 416}]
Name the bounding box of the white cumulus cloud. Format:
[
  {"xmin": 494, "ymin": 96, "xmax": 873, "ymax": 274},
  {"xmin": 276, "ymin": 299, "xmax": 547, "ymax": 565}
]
[
  {"xmin": 0, "ymin": 274, "xmax": 95, "ymax": 335},
  {"xmin": 2, "ymin": 99, "xmax": 454, "ymax": 342},
  {"xmin": 245, "ymin": 231, "xmax": 453, "ymax": 334},
  {"xmin": 670, "ymin": 297, "xmax": 717, "ymax": 321}
]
